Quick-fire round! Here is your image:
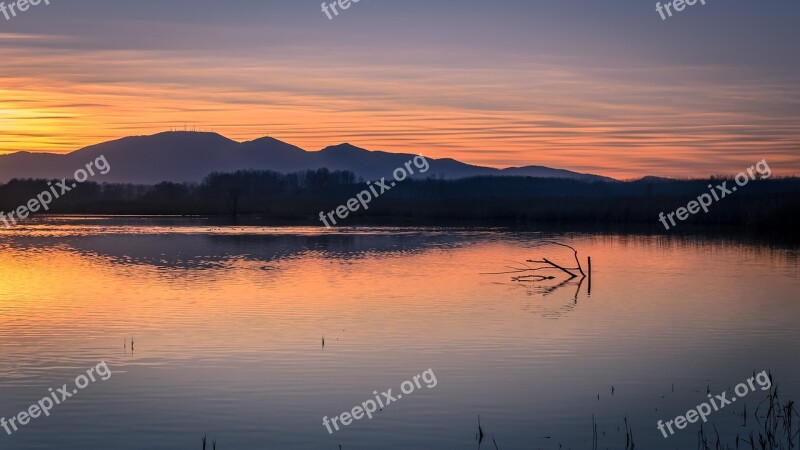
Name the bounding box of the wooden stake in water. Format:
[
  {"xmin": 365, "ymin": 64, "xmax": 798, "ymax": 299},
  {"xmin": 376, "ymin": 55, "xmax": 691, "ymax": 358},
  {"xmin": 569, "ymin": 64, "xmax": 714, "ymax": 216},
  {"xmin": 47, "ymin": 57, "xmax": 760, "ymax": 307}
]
[{"xmin": 588, "ymin": 256, "xmax": 592, "ymax": 295}]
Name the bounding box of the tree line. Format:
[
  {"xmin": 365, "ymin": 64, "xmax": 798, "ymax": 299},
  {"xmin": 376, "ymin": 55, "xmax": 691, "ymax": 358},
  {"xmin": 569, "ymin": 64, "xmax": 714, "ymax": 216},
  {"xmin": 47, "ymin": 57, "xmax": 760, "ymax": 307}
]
[{"xmin": 0, "ymin": 168, "xmax": 797, "ymax": 231}]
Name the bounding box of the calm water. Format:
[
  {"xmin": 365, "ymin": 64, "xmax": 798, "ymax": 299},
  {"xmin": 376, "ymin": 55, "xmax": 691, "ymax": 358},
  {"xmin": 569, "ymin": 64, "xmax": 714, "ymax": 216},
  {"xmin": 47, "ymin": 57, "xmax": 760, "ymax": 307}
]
[{"xmin": 0, "ymin": 218, "xmax": 798, "ymax": 449}]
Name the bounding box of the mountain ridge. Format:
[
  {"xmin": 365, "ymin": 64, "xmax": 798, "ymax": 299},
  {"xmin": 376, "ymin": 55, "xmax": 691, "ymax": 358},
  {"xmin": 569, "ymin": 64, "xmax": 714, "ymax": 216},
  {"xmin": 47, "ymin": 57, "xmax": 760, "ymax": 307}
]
[{"xmin": 0, "ymin": 131, "xmax": 617, "ymax": 184}]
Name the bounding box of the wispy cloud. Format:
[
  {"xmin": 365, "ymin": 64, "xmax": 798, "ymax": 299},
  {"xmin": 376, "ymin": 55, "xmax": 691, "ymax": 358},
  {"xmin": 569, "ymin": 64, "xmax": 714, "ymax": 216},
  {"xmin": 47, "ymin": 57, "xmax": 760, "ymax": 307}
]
[{"xmin": 1, "ymin": 1, "xmax": 798, "ymax": 178}]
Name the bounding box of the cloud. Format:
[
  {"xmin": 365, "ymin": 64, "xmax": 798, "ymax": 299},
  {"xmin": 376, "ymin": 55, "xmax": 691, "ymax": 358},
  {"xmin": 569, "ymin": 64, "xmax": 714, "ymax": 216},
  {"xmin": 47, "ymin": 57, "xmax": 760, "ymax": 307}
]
[{"xmin": 1, "ymin": 2, "xmax": 798, "ymax": 177}]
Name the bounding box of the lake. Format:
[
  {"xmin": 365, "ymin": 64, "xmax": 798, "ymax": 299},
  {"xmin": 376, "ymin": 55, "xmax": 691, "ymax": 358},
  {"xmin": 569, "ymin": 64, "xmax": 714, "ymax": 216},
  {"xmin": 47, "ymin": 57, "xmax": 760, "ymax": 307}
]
[{"xmin": 1, "ymin": 217, "xmax": 798, "ymax": 449}]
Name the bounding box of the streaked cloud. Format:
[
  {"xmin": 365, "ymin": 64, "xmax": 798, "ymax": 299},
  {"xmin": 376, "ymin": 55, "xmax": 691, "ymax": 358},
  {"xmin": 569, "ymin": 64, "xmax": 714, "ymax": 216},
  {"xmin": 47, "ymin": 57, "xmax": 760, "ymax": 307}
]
[{"xmin": 0, "ymin": 0, "xmax": 798, "ymax": 178}]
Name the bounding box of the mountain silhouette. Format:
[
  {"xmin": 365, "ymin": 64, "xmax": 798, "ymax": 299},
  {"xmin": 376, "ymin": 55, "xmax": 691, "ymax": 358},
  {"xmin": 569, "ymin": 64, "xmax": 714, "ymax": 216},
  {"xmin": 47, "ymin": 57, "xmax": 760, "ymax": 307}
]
[{"xmin": 0, "ymin": 131, "xmax": 615, "ymax": 184}]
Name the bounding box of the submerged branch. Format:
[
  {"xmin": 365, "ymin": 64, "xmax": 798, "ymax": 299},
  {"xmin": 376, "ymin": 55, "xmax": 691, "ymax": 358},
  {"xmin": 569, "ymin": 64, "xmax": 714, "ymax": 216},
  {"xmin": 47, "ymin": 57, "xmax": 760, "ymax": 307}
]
[{"xmin": 489, "ymin": 241, "xmax": 591, "ymax": 298}]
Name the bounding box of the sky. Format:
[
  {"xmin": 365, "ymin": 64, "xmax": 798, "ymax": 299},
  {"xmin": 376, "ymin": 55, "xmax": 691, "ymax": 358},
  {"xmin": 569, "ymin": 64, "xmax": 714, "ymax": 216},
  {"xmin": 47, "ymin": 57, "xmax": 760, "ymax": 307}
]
[{"xmin": 0, "ymin": 0, "xmax": 798, "ymax": 179}]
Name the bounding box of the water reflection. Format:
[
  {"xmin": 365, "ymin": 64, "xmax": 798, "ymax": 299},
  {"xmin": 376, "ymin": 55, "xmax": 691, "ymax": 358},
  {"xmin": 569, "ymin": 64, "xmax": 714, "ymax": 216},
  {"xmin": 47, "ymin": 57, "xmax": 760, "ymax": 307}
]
[{"xmin": 0, "ymin": 218, "xmax": 798, "ymax": 449}]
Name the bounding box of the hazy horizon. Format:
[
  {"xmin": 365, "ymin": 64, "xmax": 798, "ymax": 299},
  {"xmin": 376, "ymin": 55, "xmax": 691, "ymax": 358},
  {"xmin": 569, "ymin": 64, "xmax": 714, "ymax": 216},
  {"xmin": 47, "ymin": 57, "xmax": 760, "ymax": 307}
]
[{"xmin": 0, "ymin": 130, "xmax": 794, "ymax": 181}]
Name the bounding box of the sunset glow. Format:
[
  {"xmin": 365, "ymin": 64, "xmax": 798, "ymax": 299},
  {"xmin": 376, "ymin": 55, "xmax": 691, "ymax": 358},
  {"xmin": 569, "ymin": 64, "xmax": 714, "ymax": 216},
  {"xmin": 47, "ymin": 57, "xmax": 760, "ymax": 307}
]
[{"xmin": 1, "ymin": 1, "xmax": 799, "ymax": 179}]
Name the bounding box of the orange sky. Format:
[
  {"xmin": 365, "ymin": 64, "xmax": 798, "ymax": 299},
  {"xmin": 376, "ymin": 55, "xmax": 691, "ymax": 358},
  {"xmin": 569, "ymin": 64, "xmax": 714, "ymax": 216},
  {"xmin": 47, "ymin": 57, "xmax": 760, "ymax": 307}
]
[{"xmin": 1, "ymin": 1, "xmax": 799, "ymax": 179}]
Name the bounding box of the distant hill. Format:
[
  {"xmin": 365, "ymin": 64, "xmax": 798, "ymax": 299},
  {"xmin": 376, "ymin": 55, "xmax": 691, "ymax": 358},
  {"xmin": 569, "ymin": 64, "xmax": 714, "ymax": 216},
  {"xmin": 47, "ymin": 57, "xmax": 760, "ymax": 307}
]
[{"xmin": 0, "ymin": 131, "xmax": 616, "ymax": 184}]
